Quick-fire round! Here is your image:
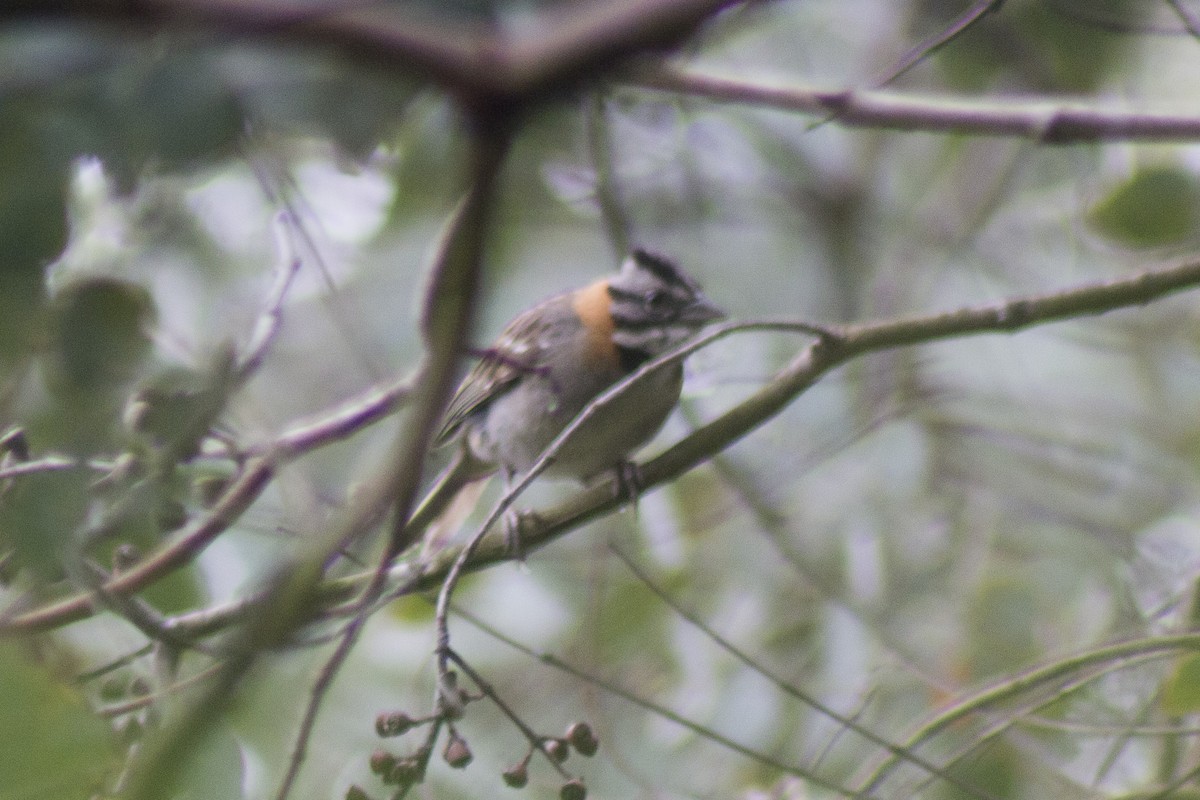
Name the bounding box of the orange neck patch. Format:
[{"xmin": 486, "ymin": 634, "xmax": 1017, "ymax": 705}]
[{"xmin": 571, "ymin": 278, "xmax": 619, "ymax": 369}]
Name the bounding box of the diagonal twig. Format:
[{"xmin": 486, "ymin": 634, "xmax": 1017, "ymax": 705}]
[
  {"xmin": 856, "ymin": 636, "xmax": 1200, "ymax": 793},
  {"xmin": 1166, "ymin": 0, "xmax": 1200, "ymax": 41},
  {"xmin": 609, "ymin": 544, "xmax": 1001, "ymax": 800},
  {"xmin": 872, "ymin": 0, "xmax": 1005, "ymax": 88},
  {"xmin": 272, "ymin": 115, "xmax": 513, "ymax": 800},
  {"xmin": 451, "ymin": 602, "xmax": 861, "ymax": 797},
  {"xmin": 234, "ymin": 211, "xmax": 304, "ymax": 383}
]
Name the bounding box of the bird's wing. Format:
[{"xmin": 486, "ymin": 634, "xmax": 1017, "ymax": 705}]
[{"xmin": 435, "ymin": 305, "xmax": 552, "ymax": 446}]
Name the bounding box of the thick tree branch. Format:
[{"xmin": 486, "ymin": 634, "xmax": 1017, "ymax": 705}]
[
  {"xmin": 2, "ymin": 0, "xmax": 742, "ymax": 102},
  {"xmin": 133, "ymin": 256, "xmax": 1200, "ymax": 643},
  {"xmin": 387, "ymin": 257, "xmax": 1200, "ymax": 592},
  {"xmin": 0, "ymin": 374, "xmax": 413, "ymax": 636},
  {"xmin": 11, "ymin": 2, "xmax": 1199, "ymax": 148}
]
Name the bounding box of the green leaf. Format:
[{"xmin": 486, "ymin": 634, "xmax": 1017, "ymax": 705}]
[
  {"xmin": 126, "ymin": 351, "xmax": 237, "ymax": 465},
  {"xmin": 927, "ymin": 0, "xmax": 1133, "ymax": 92},
  {"xmin": 1162, "ymin": 653, "xmax": 1200, "ymax": 715},
  {"xmin": 1087, "ymin": 166, "xmax": 1200, "ymax": 247},
  {"xmin": 0, "ymin": 467, "xmax": 89, "ymax": 580},
  {"xmin": 967, "ymin": 578, "xmax": 1038, "ymax": 678},
  {"xmin": 0, "ymin": 112, "xmax": 71, "ymax": 374},
  {"xmin": 0, "ymin": 644, "xmax": 115, "ymax": 800},
  {"xmin": 45, "ymin": 276, "xmax": 156, "ymax": 394}
]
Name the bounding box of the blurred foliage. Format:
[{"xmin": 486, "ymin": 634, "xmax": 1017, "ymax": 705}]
[
  {"xmin": 2, "ymin": 2, "xmax": 1200, "ymax": 800},
  {"xmin": 0, "ymin": 467, "xmax": 90, "ymax": 580},
  {"xmin": 1162, "ymin": 654, "xmax": 1200, "ymax": 716},
  {"xmin": 912, "ymin": 0, "xmax": 1136, "ymax": 91},
  {"xmin": 1087, "ymin": 165, "xmax": 1200, "ymax": 248},
  {"xmin": 45, "ymin": 276, "xmax": 155, "ymax": 396},
  {"xmin": 0, "ymin": 643, "xmax": 115, "ymax": 799},
  {"xmin": 0, "ymin": 114, "xmax": 70, "ymax": 375}
]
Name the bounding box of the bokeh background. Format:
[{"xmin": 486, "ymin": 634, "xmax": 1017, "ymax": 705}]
[{"xmin": 6, "ymin": 1, "xmax": 1200, "ymax": 798}]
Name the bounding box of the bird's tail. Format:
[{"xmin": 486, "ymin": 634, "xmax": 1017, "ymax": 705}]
[{"xmin": 401, "ymin": 444, "xmax": 494, "ymax": 557}]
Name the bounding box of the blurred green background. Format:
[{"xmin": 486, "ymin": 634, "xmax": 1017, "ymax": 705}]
[{"xmin": 5, "ymin": 1, "xmax": 1200, "ymax": 798}]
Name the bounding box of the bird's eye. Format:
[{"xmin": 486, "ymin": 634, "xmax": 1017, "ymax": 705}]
[{"xmin": 644, "ymin": 289, "xmax": 666, "ymax": 308}]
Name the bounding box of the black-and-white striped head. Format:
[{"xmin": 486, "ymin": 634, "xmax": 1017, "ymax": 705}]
[{"xmin": 607, "ymin": 249, "xmax": 725, "ymax": 355}]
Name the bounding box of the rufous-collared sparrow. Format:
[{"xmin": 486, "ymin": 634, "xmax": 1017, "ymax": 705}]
[{"xmin": 407, "ymin": 249, "xmax": 725, "ymax": 553}]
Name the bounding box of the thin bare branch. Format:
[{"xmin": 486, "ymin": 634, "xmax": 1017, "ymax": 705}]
[
  {"xmin": 96, "ymin": 661, "xmax": 223, "ymax": 719},
  {"xmin": 75, "ymin": 643, "xmax": 155, "ymax": 685},
  {"xmin": 0, "ymin": 456, "xmax": 276, "ymax": 635},
  {"xmin": 75, "ymin": 559, "xmax": 215, "ymax": 656},
  {"xmin": 443, "ymin": 648, "xmax": 574, "ymax": 781},
  {"xmin": 0, "ymin": 369, "xmax": 415, "ymax": 636},
  {"xmin": 609, "ymin": 545, "xmax": 999, "ymax": 800},
  {"xmin": 0, "ymin": 455, "xmax": 110, "ymax": 481},
  {"xmin": 269, "ymin": 376, "xmax": 413, "ymax": 457},
  {"xmin": 234, "ymin": 212, "xmax": 303, "ymax": 383},
  {"xmin": 634, "ymin": 69, "xmax": 1200, "ymax": 143},
  {"xmin": 682, "ymin": 401, "xmax": 941, "ymax": 681},
  {"xmin": 118, "ymin": 561, "xmax": 326, "ymax": 800},
  {"xmin": 1018, "ymin": 717, "xmax": 1200, "ymax": 738},
  {"xmin": 857, "ymin": 637, "xmax": 1200, "ymax": 792},
  {"xmin": 1141, "ymin": 755, "xmax": 1200, "ymax": 799},
  {"xmin": 451, "ymin": 603, "xmax": 862, "ymax": 797},
  {"xmin": 247, "ymin": 152, "xmax": 387, "ymax": 382},
  {"xmin": 896, "ymin": 653, "xmax": 1169, "ymax": 798}
]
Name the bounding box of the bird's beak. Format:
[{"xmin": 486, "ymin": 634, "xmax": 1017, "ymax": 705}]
[{"xmin": 683, "ymin": 293, "xmax": 726, "ymax": 324}]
